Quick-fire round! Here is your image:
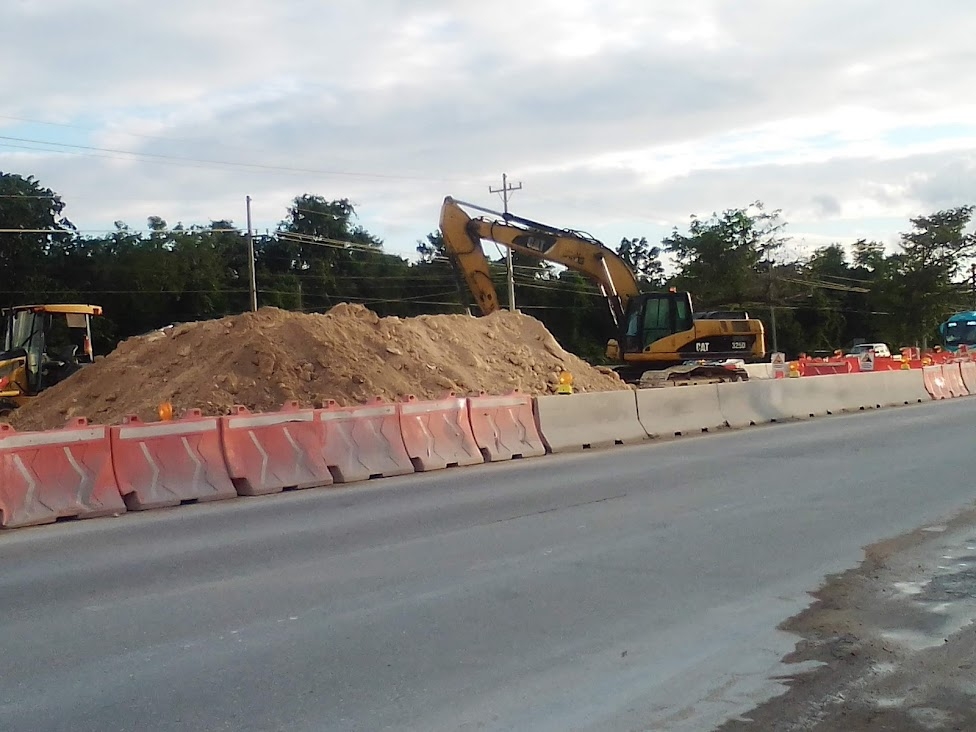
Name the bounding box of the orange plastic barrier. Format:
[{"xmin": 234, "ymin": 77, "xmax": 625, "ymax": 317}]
[
  {"xmin": 318, "ymin": 398, "xmax": 414, "ymax": 483},
  {"xmin": 871, "ymin": 357, "xmax": 903, "ymax": 372},
  {"xmin": 220, "ymin": 402, "xmax": 331, "ymax": 496},
  {"xmin": 800, "ymin": 359, "xmax": 856, "ymax": 376},
  {"xmin": 0, "ymin": 418, "xmax": 124, "ymax": 529},
  {"xmin": 110, "ymin": 410, "xmax": 237, "ymax": 509},
  {"xmin": 467, "ymin": 392, "xmax": 547, "ymax": 461},
  {"xmin": 398, "ymin": 394, "xmax": 483, "ymax": 472},
  {"xmin": 922, "ymin": 365, "xmax": 950, "ymax": 400},
  {"xmin": 960, "ymin": 361, "xmax": 976, "ymax": 394},
  {"xmin": 942, "ymin": 363, "xmax": 969, "ymax": 398}
]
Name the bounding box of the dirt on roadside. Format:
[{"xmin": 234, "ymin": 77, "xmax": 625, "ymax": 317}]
[
  {"xmin": 717, "ymin": 507, "xmax": 976, "ymax": 732},
  {"xmin": 10, "ymin": 304, "xmax": 628, "ymax": 431}
]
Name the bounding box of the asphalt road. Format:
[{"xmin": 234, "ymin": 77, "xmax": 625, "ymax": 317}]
[{"xmin": 3, "ymin": 398, "xmax": 976, "ymax": 732}]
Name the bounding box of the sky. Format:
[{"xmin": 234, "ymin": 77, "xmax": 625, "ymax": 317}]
[{"xmin": 2, "ymin": 0, "xmax": 976, "ymax": 262}]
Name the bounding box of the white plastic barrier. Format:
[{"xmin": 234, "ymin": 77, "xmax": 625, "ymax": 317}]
[
  {"xmin": 533, "ymin": 390, "xmax": 647, "ymax": 453},
  {"xmin": 636, "ymin": 384, "xmax": 727, "ymax": 438},
  {"xmin": 743, "ymin": 363, "xmax": 775, "ymax": 380}
]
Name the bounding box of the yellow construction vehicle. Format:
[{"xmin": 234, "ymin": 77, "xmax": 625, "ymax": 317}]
[
  {"xmin": 0, "ymin": 304, "xmax": 102, "ymax": 415},
  {"xmin": 439, "ymin": 197, "xmax": 766, "ymax": 385}
]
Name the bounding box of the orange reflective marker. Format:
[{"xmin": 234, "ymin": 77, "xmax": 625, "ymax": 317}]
[{"xmin": 158, "ymin": 401, "xmax": 174, "ymax": 421}]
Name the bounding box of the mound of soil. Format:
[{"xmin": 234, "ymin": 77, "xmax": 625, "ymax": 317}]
[{"xmin": 10, "ymin": 304, "xmax": 627, "ymax": 431}]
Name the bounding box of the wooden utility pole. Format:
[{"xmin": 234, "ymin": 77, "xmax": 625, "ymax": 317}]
[
  {"xmin": 245, "ymin": 195, "xmax": 257, "ymax": 312},
  {"xmin": 971, "ymin": 262, "xmax": 975, "ymax": 310},
  {"xmin": 489, "ymin": 173, "xmax": 522, "ymax": 311}
]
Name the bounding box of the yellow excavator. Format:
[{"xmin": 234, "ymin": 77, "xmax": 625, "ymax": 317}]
[
  {"xmin": 0, "ymin": 304, "xmax": 102, "ymax": 416},
  {"xmin": 439, "ymin": 197, "xmax": 766, "ymax": 385}
]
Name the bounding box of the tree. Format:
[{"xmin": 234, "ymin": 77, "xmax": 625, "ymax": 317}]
[
  {"xmin": 663, "ymin": 202, "xmax": 786, "ymax": 310},
  {"xmin": 616, "ymin": 236, "xmax": 665, "ymax": 289},
  {"xmin": 891, "ymin": 206, "xmax": 976, "ymax": 347},
  {"xmin": 0, "ymin": 173, "xmax": 75, "ymax": 309},
  {"xmin": 793, "ymin": 245, "xmax": 857, "ymax": 351},
  {"xmin": 416, "ymin": 231, "xmax": 446, "ymax": 263}
]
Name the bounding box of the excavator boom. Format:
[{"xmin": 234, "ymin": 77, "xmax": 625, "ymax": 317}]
[{"xmin": 439, "ymin": 197, "xmax": 639, "ymax": 325}]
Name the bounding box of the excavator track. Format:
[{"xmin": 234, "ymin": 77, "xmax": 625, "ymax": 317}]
[{"xmin": 613, "ymin": 363, "xmax": 749, "ymax": 388}]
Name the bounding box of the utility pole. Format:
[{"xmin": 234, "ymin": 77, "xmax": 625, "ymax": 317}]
[
  {"xmin": 766, "ymin": 248, "xmax": 778, "ymax": 353},
  {"xmin": 245, "ymin": 195, "xmax": 257, "ymax": 312},
  {"xmin": 970, "ymin": 262, "xmax": 975, "ymax": 310},
  {"xmin": 490, "ymin": 173, "xmax": 522, "ymax": 311}
]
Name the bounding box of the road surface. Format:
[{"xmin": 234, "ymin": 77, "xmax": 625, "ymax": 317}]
[{"xmin": 3, "ymin": 398, "xmax": 976, "ymax": 732}]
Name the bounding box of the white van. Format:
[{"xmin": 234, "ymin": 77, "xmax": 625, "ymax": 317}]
[{"xmin": 847, "ymin": 342, "xmax": 892, "ymax": 359}]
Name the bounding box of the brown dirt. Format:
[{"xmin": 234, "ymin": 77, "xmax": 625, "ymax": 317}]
[{"xmin": 10, "ymin": 304, "xmax": 627, "ymax": 431}]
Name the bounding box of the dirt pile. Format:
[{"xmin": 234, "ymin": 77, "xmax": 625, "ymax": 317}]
[{"xmin": 11, "ymin": 304, "xmax": 627, "ymax": 431}]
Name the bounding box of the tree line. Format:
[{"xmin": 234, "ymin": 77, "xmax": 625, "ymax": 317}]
[{"xmin": 2, "ymin": 171, "xmax": 974, "ymax": 361}]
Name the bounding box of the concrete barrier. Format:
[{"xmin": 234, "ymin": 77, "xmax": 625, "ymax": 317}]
[
  {"xmin": 637, "ymin": 384, "xmax": 727, "ymax": 437},
  {"xmin": 827, "ymin": 372, "xmax": 890, "ymax": 411},
  {"xmin": 878, "ymin": 369, "xmax": 931, "ymax": 405},
  {"xmin": 717, "ymin": 379, "xmax": 791, "ymax": 428},
  {"xmin": 534, "ymin": 390, "xmax": 646, "ymax": 453},
  {"xmin": 775, "ymin": 372, "xmax": 926, "ymax": 419}
]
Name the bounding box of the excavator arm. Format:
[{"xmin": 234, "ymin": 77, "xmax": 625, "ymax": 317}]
[{"xmin": 439, "ymin": 197, "xmax": 639, "ymax": 325}]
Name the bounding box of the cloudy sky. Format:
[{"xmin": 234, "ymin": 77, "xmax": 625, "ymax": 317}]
[{"xmin": 3, "ymin": 0, "xmax": 976, "ymax": 261}]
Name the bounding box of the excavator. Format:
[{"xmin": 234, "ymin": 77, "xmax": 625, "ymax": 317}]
[
  {"xmin": 0, "ymin": 304, "xmax": 102, "ymax": 416},
  {"xmin": 439, "ymin": 197, "xmax": 766, "ymax": 386}
]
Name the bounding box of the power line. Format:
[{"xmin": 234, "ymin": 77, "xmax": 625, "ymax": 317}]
[
  {"xmin": 0, "ymin": 139, "xmax": 254, "ymax": 175},
  {"xmin": 0, "ymin": 113, "xmax": 473, "ymax": 183},
  {"xmin": 0, "ymin": 133, "xmax": 467, "ymax": 182},
  {"xmin": 0, "ymin": 227, "xmax": 245, "ymax": 234}
]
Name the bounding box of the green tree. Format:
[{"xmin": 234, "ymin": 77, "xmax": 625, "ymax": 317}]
[
  {"xmin": 663, "ymin": 202, "xmax": 786, "ymax": 310},
  {"xmin": 0, "ymin": 172, "xmax": 75, "ymax": 309},
  {"xmin": 891, "ymin": 206, "xmax": 975, "ymax": 347},
  {"xmin": 616, "ymin": 236, "xmax": 665, "ymax": 289}
]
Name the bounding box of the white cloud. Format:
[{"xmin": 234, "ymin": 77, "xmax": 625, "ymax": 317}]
[{"xmin": 1, "ymin": 0, "xmax": 975, "ymax": 263}]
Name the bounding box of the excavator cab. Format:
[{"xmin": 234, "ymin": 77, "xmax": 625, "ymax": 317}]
[
  {"xmin": 0, "ymin": 304, "xmax": 101, "ymax": 414},
  {"xmin": 614, "ymin": 291, "xmax": 762, "ymax": 363},
  {"xmin": 610, "ymin": 291, "xmax": 763, "ymax": 382},
  {"xmin": 622, "ymin": 292, "xmax": 695, "ymax": 354}
]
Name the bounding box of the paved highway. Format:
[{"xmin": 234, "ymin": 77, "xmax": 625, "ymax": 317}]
[{"xmin": 3, "ymin": 398, "xmax": 976, "ymax": 732}]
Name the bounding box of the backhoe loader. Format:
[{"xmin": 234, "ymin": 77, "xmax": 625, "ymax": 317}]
[
  {"xmin": 439, "ymin": 197, "xmax": 766, "ymax": 386},
  {"xmin": 0, "ymin": 304, "xmax": 101, "ymax": 416}
]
